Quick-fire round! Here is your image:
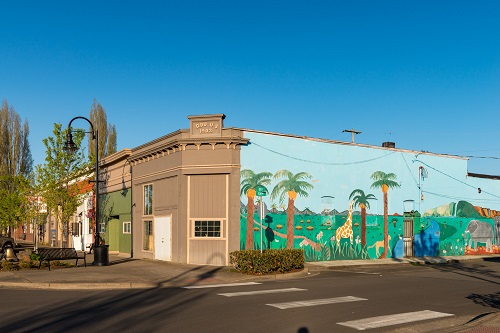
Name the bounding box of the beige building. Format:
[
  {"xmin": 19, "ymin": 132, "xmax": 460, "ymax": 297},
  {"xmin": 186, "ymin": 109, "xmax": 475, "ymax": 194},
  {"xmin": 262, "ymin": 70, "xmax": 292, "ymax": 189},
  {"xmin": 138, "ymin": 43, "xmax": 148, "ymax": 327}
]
[{"xmin": 129, "ymin": 114, "xmax": 248, "ymax": 265}]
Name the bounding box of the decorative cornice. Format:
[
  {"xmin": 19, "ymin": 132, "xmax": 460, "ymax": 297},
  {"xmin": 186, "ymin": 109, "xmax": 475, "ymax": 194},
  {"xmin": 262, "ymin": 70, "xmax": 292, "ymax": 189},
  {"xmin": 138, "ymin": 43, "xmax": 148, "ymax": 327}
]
[
  {"xmin": 100, "ymin": 148, "xmax": 132, "ymax": 167},
  {"xmin": 129, "ymin": 137, "xmax": 249, "ymax": 164},
  {"xmin": 187, "ymin": 113, "xmax": 226, "ymax": 121},
  {"xmin": 132, "ymin": 129, "xmax": 185, "ymax": 152}
]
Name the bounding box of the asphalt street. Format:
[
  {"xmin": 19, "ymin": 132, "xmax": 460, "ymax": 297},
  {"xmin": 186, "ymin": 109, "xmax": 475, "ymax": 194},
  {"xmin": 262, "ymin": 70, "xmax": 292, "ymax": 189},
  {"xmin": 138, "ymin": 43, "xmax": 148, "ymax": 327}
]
[{"xmin": 0, "ymin": 256, "xmax": 498, "ymax": 333}]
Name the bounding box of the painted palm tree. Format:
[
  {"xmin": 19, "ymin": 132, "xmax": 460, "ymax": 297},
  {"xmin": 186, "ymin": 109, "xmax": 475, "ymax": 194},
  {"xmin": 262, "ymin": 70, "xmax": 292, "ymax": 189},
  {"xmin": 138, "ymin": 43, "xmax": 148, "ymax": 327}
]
[
  {"xmin": 271, "ymin": 203, "xmax": 278, "ymax": 213},
  {"xmin": 240, "ymin": 169, "xmax": 272, "ymax": 250},
  {"xmin": 349, "ymin": 189, "xmax": 376, "ymax": 247},
  {"xmin": 271, "ymin": 170, "xmax": 314, "ymax": 249},
  {"xmin": 370, "ymin": 171, "xmax": 400, "ymax": 258}
]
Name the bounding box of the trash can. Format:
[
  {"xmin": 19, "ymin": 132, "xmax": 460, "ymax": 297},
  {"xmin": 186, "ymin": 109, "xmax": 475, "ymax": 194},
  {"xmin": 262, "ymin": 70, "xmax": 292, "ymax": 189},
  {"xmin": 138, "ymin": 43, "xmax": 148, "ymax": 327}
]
[{"xmin": 92, "ymin": 245, "xmax": 110, "ymax": 266}]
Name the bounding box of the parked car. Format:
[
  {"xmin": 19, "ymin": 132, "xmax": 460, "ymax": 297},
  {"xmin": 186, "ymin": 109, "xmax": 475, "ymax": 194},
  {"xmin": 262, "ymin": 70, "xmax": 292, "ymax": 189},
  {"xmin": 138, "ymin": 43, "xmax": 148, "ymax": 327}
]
[{"xmin": 0, "ymin": 234, "xmax": 16, "ymax": 252}]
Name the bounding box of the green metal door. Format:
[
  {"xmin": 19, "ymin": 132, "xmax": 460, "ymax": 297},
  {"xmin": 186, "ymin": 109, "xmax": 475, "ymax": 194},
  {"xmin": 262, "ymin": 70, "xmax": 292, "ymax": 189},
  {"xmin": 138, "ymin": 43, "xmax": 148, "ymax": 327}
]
[{"xmin": 108, "ymin": 219, "xmax": 120, "ymax": 252}]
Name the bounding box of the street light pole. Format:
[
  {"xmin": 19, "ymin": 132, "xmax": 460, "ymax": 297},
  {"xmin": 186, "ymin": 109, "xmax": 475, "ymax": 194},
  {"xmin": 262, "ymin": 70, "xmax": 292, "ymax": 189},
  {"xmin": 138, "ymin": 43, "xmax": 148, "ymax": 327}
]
[{"xmin": 65, "ymin": 116, "xmax": 109, "ymax": 266}]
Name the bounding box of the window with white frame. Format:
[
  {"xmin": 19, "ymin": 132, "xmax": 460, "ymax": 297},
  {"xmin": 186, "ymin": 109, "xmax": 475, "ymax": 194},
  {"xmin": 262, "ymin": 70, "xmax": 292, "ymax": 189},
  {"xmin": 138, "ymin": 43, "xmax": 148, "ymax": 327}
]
[
  {"xmin": 194, "ymin": 220, "xmax": 221, "ymax": 238},
  {"xmin": 143, "ymin": 220, "xmax": 153, "ymax": 251},
  {"xmin": 71, "ymin": 222, "xmax": 81, "ymax": 236},
  {"xmin": 144, "ymin": 184, "xmax": 153, "ymax": 215},
  {"xmin": 123, "ymin": 221, "xmax": 131, "ymax": 234}
]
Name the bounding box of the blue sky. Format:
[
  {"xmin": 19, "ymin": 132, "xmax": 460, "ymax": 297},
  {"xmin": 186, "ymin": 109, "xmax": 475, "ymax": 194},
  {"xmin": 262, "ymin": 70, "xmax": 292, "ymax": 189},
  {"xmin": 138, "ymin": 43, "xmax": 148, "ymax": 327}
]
[{"xmin": 1, "ymin": 1, "xmax": 499, "ymax": 174}]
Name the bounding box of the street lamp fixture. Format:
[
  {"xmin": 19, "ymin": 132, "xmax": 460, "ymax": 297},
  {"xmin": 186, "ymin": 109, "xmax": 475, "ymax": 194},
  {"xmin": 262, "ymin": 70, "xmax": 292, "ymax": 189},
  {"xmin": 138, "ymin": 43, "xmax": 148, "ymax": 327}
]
[
  {"xmin": 64, "ymin": 116, "xmax": 109, "ymax": 266},
  {"xmin": 64, "ymin": 131, "xmax": 78, "ymax": 152}
]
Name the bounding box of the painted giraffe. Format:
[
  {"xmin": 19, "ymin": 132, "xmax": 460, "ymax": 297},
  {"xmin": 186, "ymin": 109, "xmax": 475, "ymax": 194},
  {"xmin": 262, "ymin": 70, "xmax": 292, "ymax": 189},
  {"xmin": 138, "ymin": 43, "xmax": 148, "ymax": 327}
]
[{"xmin": 336, "ymin": 201, "xmax": 354, "ymax": 247}]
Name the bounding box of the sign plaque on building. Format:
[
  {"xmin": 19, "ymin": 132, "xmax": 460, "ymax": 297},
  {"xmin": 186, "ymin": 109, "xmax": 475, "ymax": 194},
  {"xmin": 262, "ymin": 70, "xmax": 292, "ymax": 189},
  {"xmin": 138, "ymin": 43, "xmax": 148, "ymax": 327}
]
[{"xmin": 188, "ymin": 114, "xmax": 225, "ymax": 137}]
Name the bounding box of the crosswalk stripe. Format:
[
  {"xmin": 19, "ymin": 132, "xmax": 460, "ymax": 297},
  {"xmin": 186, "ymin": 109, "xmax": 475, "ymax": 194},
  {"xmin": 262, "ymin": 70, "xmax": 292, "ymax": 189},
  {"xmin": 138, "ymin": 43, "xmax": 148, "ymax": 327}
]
[
  {"xmin": 218, "ymin": 287, "xmax": 306, "ymax": 297},
  {"xmin": 266, "ymin": 296, "xmax": 368, "ymax": 309},
  {"xmin": 183, "ymin": 282, "xmax": 262, "ymax": 289},
  {"xmin": 337, "ymin": 310, "xmax": 454, "ymax": 330}
]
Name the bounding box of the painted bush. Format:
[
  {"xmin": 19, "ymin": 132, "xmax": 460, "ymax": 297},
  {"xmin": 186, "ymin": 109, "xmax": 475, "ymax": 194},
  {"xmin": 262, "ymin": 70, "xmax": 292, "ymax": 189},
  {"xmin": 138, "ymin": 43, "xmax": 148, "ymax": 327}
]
[{"xmin": 240, "ymin": 203, "xmax": 500, "ymax": 261}]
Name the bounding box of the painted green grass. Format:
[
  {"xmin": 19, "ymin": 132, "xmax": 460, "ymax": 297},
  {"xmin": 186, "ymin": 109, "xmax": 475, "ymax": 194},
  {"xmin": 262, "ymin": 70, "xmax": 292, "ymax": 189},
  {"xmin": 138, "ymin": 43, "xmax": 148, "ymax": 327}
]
[{"xmin": 303, "ymin": 241, "xmax": 370, "ymax": 261}]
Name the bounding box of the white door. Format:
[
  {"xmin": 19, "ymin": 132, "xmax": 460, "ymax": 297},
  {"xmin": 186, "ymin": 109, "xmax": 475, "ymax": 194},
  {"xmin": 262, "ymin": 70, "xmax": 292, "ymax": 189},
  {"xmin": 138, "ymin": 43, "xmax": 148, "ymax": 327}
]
[
  {"xmin": 72, "ymin": 236, "xmax": 83, "ymax": 251},
  {"xmin": 154, "ymin": 216, "xmax": 172, "ymax": 261}
]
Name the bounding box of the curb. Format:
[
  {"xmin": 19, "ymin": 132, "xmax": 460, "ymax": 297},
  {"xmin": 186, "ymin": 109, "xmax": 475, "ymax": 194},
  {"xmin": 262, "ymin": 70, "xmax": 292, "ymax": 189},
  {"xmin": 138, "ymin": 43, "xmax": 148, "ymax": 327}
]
[
  {"xmin": 248, "ymin": 267, "xmax": 311, "ymax": 281},
  {"xmin": 429, "ymin": 312, "xmax": 500, "ymax": 333},
  {"xmin": 1, "ymin": 255, "xmax": 497, "ymax": 290},
  {"xmin": 0, "ymin": 268, "xmax": 311, "ymax": 290},
  {"xmin": 0, "ymin": 281, "xmax": 158, "ymax": 290}
]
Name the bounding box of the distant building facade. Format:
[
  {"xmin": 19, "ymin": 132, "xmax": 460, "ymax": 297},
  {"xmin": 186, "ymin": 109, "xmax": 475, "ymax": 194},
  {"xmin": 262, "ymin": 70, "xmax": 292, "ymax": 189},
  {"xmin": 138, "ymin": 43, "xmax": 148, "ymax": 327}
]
[
  {"xmin": 128, "ymin": 114, "xmax": 248, "ymax": 265},
  {"xmin": 20, "ymin": 113, "xmax": 499, "ymax": 265},
  {"xmin": 122, "ymin": 114, "xmax": 499, "ymax": 265}
]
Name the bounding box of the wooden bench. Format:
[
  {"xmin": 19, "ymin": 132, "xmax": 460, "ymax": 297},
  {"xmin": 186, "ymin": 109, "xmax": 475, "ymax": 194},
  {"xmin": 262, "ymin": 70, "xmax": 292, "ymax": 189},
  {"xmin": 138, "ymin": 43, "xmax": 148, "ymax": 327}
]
[{"xmin": 37, "ymin": 248, "xmax": 86, "ymax": 270}]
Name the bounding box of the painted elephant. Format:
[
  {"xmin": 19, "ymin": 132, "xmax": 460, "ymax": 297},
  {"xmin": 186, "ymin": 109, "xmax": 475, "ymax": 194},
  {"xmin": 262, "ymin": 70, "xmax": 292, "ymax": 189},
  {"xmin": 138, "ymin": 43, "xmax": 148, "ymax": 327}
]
[
  {"xmin": 465, "ymin": 220, "xmax": 494, "ymax": 251},
  {"xmin": 495, "ymin": 217, "xmax": 500, "ymax": 245}
]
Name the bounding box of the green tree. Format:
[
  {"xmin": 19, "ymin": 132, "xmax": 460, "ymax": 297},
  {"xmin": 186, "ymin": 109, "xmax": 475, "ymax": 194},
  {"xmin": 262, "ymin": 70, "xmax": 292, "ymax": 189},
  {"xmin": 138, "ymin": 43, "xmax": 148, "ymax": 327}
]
[
  {"xmin": 349, "ymin": 189, "xmax": 376, "ymax": 247},
  {"xmin": 89, "ymin": 99, "xmax": 117, "ymax": 161},
  {"xmin": 35, "ymin": 123, "xmax": 90, "ymax": 245},
  {"xmin": 271, "ymin": 170, "xmax": 314, "ymax": 249},
  {"xmin": 370, "ymin": 171, "xmax": 400, "ymax": 258},
  {"xmin": 0, "ymin": 100, "xmax": 33, "ymax": 177},
  {"xmin": 240, "ymin": 169, "xmax": 272, "ymax": 249},
  {"xmin": 106, "ymin": 124, "xmax": 117, "ymax": 156},
  {"xmin": 0, "ymin": 175, "xmax": 31, "ymax": 234},
  {"xmin": 0, "ymin": 101, "xmax": 33, "ymax": 235}
]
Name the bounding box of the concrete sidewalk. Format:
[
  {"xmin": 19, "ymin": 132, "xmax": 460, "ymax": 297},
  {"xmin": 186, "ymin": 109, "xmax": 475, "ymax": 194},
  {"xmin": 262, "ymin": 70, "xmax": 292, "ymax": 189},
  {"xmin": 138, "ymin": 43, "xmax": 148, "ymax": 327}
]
[
  {"xmin": 0, "ymin": 252, "xmax": 498, "ymax": 290},
  {"xmin": 0, "ymin": 252, "xmax": 498, "ymax": 332},
  {"xmin": 0, "ymin": 252, "xmax": 317, "ymax": 290}
]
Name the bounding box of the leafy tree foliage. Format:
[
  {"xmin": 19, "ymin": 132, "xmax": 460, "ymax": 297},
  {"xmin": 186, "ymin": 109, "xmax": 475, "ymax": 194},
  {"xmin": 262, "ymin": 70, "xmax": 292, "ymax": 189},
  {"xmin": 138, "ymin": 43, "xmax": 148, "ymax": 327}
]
[
  {"xmin": 0, "ymin": 101, "xmax": 33, "ymax": 177},
  {"xmin": 89, "ymin": 99, "xmax": 117, "ymax": 161},
  {"xmin": 35, "ymin": 123, "xmax": 90, "ymax": 236},
  {"xmin": 0, "ymin": 101, "xmax": 33, "ymax": 233},
  {"xmin": 0, "ymin": 175, "xmax": 31, "ymax": 233}
]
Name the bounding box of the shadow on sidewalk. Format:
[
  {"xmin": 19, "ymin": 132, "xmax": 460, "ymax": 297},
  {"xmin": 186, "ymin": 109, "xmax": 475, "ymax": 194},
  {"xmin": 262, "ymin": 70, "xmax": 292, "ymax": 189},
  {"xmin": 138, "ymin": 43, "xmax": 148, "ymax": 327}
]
[
  {"xmin": 109, "ymin": 257, "xmax": 139, "ymax": 265},
  {"xmin": 0, "ymin": 261, "xmax": 232, "ymax": 332},
  {"xmin": 104, "ymin": 254, "xmax": 226, "ymax": 286}
]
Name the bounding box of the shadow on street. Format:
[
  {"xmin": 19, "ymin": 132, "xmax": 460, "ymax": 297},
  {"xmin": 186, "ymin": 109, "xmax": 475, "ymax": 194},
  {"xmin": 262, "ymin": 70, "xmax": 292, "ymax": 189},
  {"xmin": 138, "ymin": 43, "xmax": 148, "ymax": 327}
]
[
  {"xmin": 426, "ymin": 258, "xmax": 500, "ymax": 311},
  {"xmin": 0, "ymin": 264, "xmax": 224, "ymax": 332}
]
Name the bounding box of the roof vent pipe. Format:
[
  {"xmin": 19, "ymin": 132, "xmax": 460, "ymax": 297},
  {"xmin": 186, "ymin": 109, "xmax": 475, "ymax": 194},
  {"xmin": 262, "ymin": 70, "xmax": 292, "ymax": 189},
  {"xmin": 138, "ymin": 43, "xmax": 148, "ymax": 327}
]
[{"xmin": 382, "ymin": 142, "xmax": 395, "ymax": 148}]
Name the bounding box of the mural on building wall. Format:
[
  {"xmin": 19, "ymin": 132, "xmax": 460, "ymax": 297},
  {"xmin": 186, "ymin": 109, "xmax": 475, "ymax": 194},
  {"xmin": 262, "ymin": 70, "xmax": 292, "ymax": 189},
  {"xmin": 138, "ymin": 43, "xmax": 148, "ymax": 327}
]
[{"xmin": 240, "ymin": 132, "xmax": 500, "ymax": 261}]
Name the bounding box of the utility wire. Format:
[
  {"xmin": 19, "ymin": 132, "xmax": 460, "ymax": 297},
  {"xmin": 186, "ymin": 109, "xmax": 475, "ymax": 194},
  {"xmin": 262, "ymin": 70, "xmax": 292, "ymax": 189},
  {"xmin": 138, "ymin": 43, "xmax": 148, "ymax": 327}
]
[
  {"xmin": 464, "ymin": 155, "xmax": 500, "ymax": 160},
  {"xmin": 251, "ymin": 142, "xmax": 397, "ymax": 166},
  {"xmin": 401, "ymin": 153, "xmax": 419, "ymax": 187},
  {"xmin": 413, "ymin": 159, "xmax": 500, "ymax": 199},
  {"xmin": 423, "ymin": 190, "xmax": 500, "ymax": 204},
  {"xmin": 250, "ymin": 141, "xmax": 500, "ymax": 201}
]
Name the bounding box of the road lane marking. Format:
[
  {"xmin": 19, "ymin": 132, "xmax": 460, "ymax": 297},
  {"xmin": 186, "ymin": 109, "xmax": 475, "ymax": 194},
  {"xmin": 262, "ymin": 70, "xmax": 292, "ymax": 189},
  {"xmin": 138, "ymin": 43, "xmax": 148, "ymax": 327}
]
[
  {"xmin": 333, "ymin": 271, "xmax": 381, "ymax": 275},
  {"xmin": 183, "ymin": 282, "xmax": 262, "ymax": 289},
  {"xmin": 337, "ymin": 310, "xmax": 454, "ymax": 330},
  {"xmin": 218, "ymin": 287, "xmax": 306, "ymax": 297},
  {"xmin": 266, "ymin": 296, "xmax": 368, "ymax": 309}
]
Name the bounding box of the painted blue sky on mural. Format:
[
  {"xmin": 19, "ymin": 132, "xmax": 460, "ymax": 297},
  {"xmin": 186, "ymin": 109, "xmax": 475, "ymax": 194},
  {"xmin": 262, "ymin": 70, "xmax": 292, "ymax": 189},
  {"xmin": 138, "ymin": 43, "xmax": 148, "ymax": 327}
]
[
  {"xmin": 241, "ymin": 131, "xmax": 500, "ymax": 214},
  {"xmin": 1, "ymin": 1, "xmax": 499, "ymax": 174}
]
